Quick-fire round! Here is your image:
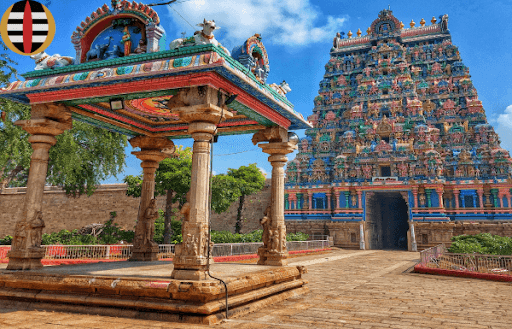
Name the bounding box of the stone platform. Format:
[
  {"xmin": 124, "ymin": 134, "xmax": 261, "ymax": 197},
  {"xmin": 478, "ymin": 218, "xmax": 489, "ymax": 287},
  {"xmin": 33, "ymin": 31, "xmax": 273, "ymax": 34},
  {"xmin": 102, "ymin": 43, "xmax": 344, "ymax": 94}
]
[{"xmin": 0, "ymin": 261, "xmax": 308, "ymax": 325}]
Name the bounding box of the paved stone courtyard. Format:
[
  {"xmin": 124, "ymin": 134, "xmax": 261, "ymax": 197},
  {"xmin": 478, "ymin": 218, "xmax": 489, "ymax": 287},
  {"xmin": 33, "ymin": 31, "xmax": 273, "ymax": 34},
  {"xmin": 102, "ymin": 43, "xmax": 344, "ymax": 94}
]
[{"xmin": 0, "ymin": 249, "xmax": 511, "ymax": 328}]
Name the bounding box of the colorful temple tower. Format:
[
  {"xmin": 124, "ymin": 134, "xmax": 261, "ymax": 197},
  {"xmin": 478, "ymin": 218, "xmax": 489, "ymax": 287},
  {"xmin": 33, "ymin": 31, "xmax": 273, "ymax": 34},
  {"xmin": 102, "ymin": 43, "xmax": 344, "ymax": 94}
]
[{"xmin": 285, "ymin": 9, "xmax": 512, "ymax": 251}]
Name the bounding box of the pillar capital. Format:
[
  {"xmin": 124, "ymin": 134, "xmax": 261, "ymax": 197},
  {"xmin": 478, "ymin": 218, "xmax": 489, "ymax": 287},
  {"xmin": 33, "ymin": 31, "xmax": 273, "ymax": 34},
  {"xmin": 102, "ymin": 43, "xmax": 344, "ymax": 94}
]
[
  {"xmin": 31, "ymin": 103, "xmax": 72, "ymax": 125},
  {"xmin": 15, "ymin": 118, "xmax": 72, "ymax": 137},
  {"xmin": 258, "ymin": 142, "xmax": 298, "ymax": 157},
  {"xmin": 132, "ymin": 150, "xmax": 169, "ymax": 165},
  {"xmin": 168, "ymin": 86, "xmax": 234, "ymax": 124},
  {"xmin": 129, "ymin": 135, "xmax": 175, "ymax": 152}
]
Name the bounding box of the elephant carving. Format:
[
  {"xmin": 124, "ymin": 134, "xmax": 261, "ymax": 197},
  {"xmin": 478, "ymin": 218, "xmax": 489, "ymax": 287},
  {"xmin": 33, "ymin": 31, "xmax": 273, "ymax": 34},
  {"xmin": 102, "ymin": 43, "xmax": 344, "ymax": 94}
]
[{"xmin": 86, "ymin": 37, "xmax": 113, "ymax": 61}]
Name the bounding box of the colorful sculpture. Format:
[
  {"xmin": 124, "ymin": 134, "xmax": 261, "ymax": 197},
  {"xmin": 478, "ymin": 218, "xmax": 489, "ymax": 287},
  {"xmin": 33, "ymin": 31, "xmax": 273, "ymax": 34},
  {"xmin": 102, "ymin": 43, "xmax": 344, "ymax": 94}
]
[
  {"xmin": 169, "ymin": 19, "xmax": 230, "ymax": 55},
  {"xmin": 285, "ymin": 9, "xmax": 512, "ymax": 249},
  {"xmin": 30, "ymin": 51, "xmax": 74, "ymax": 70}
]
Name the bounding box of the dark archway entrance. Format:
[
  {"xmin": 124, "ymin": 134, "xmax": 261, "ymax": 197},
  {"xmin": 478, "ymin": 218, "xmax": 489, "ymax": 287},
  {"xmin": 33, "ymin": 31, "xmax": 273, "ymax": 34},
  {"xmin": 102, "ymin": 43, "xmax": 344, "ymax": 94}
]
[{"xmin": 366, "ymin": 192, "xmax": 409, "ymax": 250}]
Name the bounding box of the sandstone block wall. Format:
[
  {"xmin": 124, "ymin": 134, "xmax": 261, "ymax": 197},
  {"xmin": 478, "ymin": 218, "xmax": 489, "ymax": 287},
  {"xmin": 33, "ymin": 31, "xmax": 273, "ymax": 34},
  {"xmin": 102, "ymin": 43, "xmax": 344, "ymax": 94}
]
[
  {"xmin": 210, "ymin": 180, "xmax": 271, "ymax": 233},
  {"xmin": 0, "ymin": 184, "xmax": 167, "ymax": 237},
  {"xmin": 0, "ymin": 180, "xmax": 271, "ymax": 237}
]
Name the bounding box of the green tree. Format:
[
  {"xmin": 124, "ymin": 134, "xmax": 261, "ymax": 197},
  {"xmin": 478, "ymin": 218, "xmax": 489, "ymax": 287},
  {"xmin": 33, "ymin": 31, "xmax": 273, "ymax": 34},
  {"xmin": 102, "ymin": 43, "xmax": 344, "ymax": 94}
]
[
  {"xmin": 0, "ymin": 42, "xmax": 127, "ymax": 195},
  {"xmin": 227, "ymin": 163, "xmax": 266, "ymax": 233},
  {"xmin": 210, "ymin": 174, "xmax": 241, "ymax": 214},
  {"xmin": 124, "ymin": 147, "xmax": 244, "ymax": 243},
  {"xmin": 125, "ymin": 146, "xmax": 192, "ymax": 244}
]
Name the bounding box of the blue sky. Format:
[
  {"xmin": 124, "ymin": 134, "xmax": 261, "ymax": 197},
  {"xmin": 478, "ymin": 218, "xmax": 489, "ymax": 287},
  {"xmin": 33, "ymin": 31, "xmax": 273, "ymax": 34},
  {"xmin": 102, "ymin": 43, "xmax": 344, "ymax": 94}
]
[{"xmin": 2, "ymin": 0, "xmax": 512, "ymax": 182}]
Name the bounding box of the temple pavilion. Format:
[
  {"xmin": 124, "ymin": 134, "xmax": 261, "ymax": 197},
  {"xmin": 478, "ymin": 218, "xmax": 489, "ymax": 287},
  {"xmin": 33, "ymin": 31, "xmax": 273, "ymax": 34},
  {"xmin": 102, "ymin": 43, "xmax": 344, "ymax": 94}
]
[{"xmin": 0, "ymin": 1, "xmax": 310, "ymax": 323}]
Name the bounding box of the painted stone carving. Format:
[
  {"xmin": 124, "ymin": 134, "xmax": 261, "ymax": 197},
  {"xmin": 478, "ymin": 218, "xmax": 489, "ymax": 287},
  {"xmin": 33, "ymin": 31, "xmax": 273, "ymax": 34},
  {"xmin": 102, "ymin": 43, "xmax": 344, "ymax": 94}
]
[
  {"xmin": 134, "ymin": 198, "xmax": 159, "ymax": 248},
  {"xmin": 12, "ymin": 211, "xmax": 45, "ymax": 251},
  {"xmin": 30, "ymin": 52, "xmax": 74, "ymax": 70},
  {"xmin": 169, "ymin": 19, "xmax": 231, "ymax": 56}
]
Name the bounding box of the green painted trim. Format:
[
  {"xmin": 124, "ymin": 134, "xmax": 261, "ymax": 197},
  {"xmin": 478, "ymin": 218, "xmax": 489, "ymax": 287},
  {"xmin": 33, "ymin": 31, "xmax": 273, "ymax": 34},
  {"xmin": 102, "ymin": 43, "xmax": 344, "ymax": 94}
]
[
  {"xmin": 71, "ymin": 112, "xmax": 137, "ymax": 137},
  {"xmin": 22, "ymin": 44, "xmax": 219, "ymax": 78},
  {"xmin": 22, "ymin": 43, "xmax": 298, "ymax": 117},
  {"xmin": 228, "ymin": 100, "xmax": 275, "ymax": 127}
]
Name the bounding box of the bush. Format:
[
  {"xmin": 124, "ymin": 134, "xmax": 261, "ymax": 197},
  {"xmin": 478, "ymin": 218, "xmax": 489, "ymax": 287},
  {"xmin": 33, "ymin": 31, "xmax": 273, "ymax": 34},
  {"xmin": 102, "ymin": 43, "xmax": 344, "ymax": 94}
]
[
  {"xmin": 0, "ymin": 235, "xmax": 12, "ymax": 245},
  {"xmin": 448, "ymin": 233, "xmax": 512, "ymax": 255},
  {"xmin": 287, "ymin": 232, "xmax": 309, "ymax": 241},
  {"xmin": 153, "ymin": 210, "xmax": 182, "ymax": 244}
]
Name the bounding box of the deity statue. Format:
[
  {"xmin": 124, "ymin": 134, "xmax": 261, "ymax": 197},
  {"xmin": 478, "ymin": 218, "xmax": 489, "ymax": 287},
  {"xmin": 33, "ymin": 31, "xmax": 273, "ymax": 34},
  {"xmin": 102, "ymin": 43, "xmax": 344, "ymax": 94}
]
[
  {"xmin": 12, "ymin": 211, "xmax": 45, "ymax": 251},
  {"xmin": 419, "ymin": 193, "xmax": 426, "ymax": 206},
  {"xmin": 260, "ymin": 205, "xmax": 271, "ymax": 248},
  {"xmin": 135, "ymin": 198, "xmax": 159, "ymax": 247},
  {"xmin": 120, "ymin": 26, "xmax": 132, "ymax": 56},
  {"xmin": 133, "ymin": 39, "xmax": 147, "ymax": 54}
]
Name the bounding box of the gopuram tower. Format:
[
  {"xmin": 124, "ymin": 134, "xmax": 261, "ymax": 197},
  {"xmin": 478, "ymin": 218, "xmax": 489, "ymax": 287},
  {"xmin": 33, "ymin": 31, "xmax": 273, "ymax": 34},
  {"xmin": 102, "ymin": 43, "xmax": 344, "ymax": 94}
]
[{"xmin": 285, "ymin": 10, "xmax": 512, "ymax": 251}]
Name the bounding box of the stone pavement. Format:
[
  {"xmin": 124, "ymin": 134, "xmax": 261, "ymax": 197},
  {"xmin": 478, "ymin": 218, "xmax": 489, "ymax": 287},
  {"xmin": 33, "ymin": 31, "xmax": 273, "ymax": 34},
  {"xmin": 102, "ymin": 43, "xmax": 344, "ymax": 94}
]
[{"xmin": 0, "ymin": 249, "xmax": 511, "ymax": 328}]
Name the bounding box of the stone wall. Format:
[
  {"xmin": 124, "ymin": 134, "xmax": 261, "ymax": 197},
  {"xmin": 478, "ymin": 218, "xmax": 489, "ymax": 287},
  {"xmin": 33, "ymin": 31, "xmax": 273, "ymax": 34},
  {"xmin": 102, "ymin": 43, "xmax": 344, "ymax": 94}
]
[
  {"xmin": 286, "ymin": 220, "xmax": 512, "ymax": 251},
  {"xmin": 0, "ymin": 184, "xmax": 166, "ymax": 236},
  {"xmin": 0, "ymin": 180, "xmax": 272, "ymax": 237}
]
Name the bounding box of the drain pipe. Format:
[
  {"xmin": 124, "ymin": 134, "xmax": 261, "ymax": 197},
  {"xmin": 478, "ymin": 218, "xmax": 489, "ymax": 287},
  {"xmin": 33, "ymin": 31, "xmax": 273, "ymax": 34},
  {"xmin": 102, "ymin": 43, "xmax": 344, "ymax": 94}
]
[{"xmin": 205, "ymin": 107, "xmax": 229, "ymax": 320}]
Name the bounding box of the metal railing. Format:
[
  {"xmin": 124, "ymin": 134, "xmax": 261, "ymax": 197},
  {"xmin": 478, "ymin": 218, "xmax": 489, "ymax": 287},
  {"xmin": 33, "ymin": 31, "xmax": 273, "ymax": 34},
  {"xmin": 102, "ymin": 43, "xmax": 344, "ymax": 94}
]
[
  {"xmin": 0, "ymin": 240, "xmax": 329, "ymax": 261},
  {"xmin": 419, "ymin": 244, "xmax": 512, "ymax": 275}
]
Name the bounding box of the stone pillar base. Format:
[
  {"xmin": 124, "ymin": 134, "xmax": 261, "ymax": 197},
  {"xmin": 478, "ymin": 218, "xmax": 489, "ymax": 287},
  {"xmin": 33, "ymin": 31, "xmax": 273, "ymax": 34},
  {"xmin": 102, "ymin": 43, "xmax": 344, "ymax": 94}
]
[
  {"xmin": 129, "ymin": 245, "xmax": 159, "ymax": 262},
  {"xmin": 257, "ymin": 246, "xmax": 267, "ymax": 265},
  {"xmin": 171, "ymin": 243, "xmax": 214, "ymax": 280},
  {"xmin": 171, "ymin": 268, "xmax": 209, "ymax": 281},
  {"xmin": 6, "ymin": 248, "xmax": 45, "ymax": 270},
  {"xmin": 259, "ymin": 251, "xmax": 288, "ymax": 266}
]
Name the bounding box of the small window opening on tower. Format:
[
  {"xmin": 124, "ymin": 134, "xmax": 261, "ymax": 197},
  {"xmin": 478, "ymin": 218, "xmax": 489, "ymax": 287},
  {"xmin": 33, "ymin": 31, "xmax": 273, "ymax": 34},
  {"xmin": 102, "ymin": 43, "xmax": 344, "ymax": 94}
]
[
  {"xmin": 382, "ymin": 89, "xmax": 389, "ymax": 95},
  {"xmin": 380, "ymin": 166, "xmax": 391, "ymax": 177}
]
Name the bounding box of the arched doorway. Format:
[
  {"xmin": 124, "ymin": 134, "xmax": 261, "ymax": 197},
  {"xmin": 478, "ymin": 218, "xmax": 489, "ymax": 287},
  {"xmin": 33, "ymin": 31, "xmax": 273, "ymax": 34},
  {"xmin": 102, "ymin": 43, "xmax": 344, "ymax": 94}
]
[{"xmin": 366, "ymin": 191, "xmax": 409, "ymax": 250}]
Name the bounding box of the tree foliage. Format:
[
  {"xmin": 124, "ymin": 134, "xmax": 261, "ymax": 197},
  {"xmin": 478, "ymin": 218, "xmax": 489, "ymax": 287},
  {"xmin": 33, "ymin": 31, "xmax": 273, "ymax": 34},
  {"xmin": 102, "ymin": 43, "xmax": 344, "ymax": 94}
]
[
  {"xmin": 0, "ymin": 40, "xmax": 127, "ymax": 195},
  {"xmin": 227, "ymin": 163, "xmax": 266, "ymax": 233},
  {"xmin": 448, "ymin": 233, "xmax": 512, "ymax": 255},
  {"xmin": 125, "ymin": 146, "xmax": 192, "ymax": 243},
  {"xmin": 210, "ymin": 174, "xmax": 241, "ymax": 214},
  {"xmin": 124, "ymin": 147, "xmax": 249, "ymax": 240}
]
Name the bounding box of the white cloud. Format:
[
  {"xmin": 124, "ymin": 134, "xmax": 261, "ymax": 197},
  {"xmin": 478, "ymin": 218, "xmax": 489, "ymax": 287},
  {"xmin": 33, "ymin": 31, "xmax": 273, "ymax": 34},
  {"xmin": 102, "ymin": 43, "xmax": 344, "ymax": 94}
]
[
  {"xmin": 494, "ymin": 105, "xmax": 512, "ymax": 151},
  {"xmin": 166, "ymin": 0, "xmax": 346, "ymax": 47},
  {"xmin": 258, "ymin": 166, "xmax": 268, "ymax": 177},
  {"xmin": 497, "ymin": 105, "xmax": 512, "ymax": 129}
]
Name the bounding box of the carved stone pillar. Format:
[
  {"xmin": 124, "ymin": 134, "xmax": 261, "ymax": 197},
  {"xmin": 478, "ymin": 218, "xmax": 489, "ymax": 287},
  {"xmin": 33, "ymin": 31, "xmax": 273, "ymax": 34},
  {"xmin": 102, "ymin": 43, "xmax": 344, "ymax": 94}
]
[
  {"xmin": 326, "ymin": 193, "xmax": 332, "ymax": 211},
  {"xmin": 357, "ymin": 190, "xmax": 362, "ymax": 209},
  {"xmin": 409, "ymin": 222, "xmax": 417, "ymax": 252},
  {"xmin": 436, "ymin": 188, "xmax": 444, "ymax": 209},
  {"xmin": 253, "ymin": 127, "xmax": 298, "ymax": 266},
  {"xmin": 308, "ymin": 192, "xmax": 313, "ymax": 210},
  {"xmin": 8, "ymin": 106, "xmax": 72, "ymax": 270},
  {"xmin": 453, "ymin": 190, "xmax": 460, "ymax": 209},
  {"xmin": 477, "ymin": 189, "xmax": 484, "ymax": 210},
  {"xmin": 335, "ymin": 191, "xmax": 341, "ymax": 209},
  {"xmin": 129, "ymin": 136, "xmax": 174, "ymax": 261},
  {"xmin": 169, "ymin": 87, "xmax": 233, "ymax": 280},
  {"xmin": 359, "ymin": 221, "xmax": 365, "ymax": 250},
  {"xmin": 412, "ymin": 187, "xmax": 418, "ymax": 208}
]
